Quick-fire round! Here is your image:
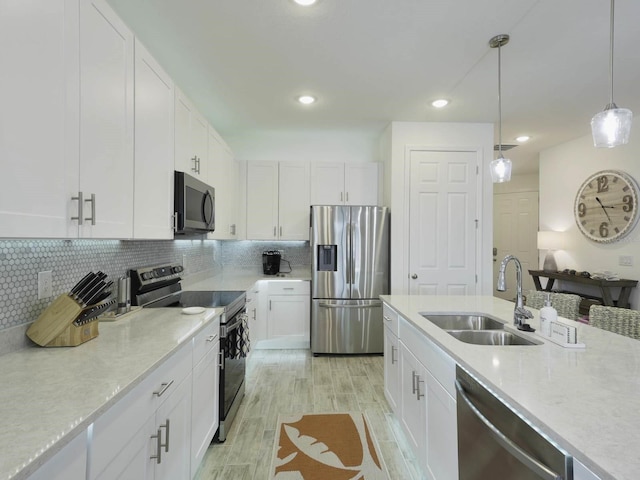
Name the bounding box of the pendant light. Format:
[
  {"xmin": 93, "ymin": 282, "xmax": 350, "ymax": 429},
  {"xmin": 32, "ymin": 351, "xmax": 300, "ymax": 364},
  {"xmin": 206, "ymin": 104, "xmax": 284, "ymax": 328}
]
[
  {"xmin": 591, "ymin": 0, "xmax": 632, "ymax": 148},
  {"xmin": 489, "ymin": 34, "xmax": 512, "ymax": 183}
]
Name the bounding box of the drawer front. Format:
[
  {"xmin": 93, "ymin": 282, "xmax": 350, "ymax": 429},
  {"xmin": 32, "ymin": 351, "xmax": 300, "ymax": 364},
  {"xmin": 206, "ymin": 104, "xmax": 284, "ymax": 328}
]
[
  {"xmin": 382, "ymin": 303, "xmax": 399, "ymax": 336},
  {"xmin": 267, "ymin": 280, "xmax": 310, "ymax": 295},
  {"xmin": 193, "ymin": 316, "xmax": 220, "ymax": 366}
]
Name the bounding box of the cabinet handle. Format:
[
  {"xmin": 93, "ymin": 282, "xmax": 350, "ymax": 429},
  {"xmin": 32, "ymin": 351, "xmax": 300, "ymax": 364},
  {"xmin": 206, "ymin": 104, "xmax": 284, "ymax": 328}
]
[
  {"xmin": 150, "ymin": 428, "xmax": 162, "ymax": 464},
  {"xmin": 383, "ymin": 315, "xmax": 392, "ymax": 322},
  {"xmin": 416, "ymin": 376, "xmax": 425, "ymax": 400},
  {"xmin": 153, "ymin": 380, "xmax": 174, "ymax": 397},
  {"xmin": 206, "ymin": 334, "xmax": 217, "ymax": 342},
  {"xmin": 279, "ymin": 226, "xmax": 282, "ymax": 237},
  {"xmin": 283, "ymin": 287, "xmax": 294, "ymax": 290},
  {"xmin": 346, "ymin": 192, "xmax": 349, "ymax": 203},
  {"xmin": 71, "ymin": 192, "xmax": 83, "ymax": 225},
  {"xmin": 412, "ymin": 371, "xmax": 418, "ymax": 394},
  {"xmin": 269, "ymin": 300, "xmax": 272, "ymax": 310},
  {"xmin": 191, "ymin": 156, "xmax": 198, "ymax": 173},
  {"xmin": 252, "ymin": 308, "xmax": 256, "ymax": 320},
  {"xmin": 172, "ymin": 212, "xmax": 178, "ymax": 232},
  {"xmin": 340, "ymin": 192, "xmax": 343, "ymax": 202},
  {"xmin": 273, "ymin": 226, "xmax": 277, "ymax": 237},
  {"xmin": 159, "ymin": 419, "xmax": 170, "ymax": 453},
  {"xmin": 391, "ymin": 345, "xmax": 397, "ymax": 364},
  {"xmin": 219, "ymin": 351, "xmax": 224, "ymax": 370},
  {"xmin": 84, "ymin": 193, "xmax": 96, "ymax": 225},
  {"xmin": 230, "ymin": 224, "xmax": 236, "ymax": 235}
]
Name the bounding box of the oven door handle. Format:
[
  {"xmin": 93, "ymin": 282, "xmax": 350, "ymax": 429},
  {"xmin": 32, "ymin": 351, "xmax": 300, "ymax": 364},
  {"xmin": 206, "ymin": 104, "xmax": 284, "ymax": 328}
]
[
  {"xmin": 221, "ymin": 312, "xmax": 245, "ymax": 338},
  {"xmin": 454, "ymin": 380, "xmax": 563, "ymax": 480}
]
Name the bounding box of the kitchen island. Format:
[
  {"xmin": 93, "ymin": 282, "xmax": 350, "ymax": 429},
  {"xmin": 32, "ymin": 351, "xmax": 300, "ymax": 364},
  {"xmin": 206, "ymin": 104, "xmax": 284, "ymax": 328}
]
[{"xmin": 381, "ymin": 295, "xmax": 640, "ymax": 480}]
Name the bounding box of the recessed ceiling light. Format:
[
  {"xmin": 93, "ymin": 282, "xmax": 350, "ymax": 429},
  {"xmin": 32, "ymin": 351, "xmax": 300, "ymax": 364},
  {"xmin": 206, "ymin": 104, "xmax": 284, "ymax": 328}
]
[
  {"xmin": 516, "ymin": 135, "xmax": 531, "ymax": 143},
  {"xmin": 431, "ymin": 99, "xmax": 449, "ymax": 108},
  {"xmin": 297, "ymin": 95, "xmax": 316, "ymax": 105},
  {"xmin": 294, "ymin": 0, "xmax": 317, "ymax": 5}
]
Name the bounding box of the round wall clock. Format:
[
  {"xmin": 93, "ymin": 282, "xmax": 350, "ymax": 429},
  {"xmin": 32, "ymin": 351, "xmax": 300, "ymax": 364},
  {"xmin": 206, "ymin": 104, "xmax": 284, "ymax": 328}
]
[{"xmin": 574, "ymin": 170, "xmax": 640, "ymax": 243}]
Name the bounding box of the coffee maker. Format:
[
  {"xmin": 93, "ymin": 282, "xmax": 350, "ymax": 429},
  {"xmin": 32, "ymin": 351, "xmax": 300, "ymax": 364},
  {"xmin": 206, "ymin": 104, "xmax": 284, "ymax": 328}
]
[{"xmin": 262, "ymin": 250, "xmax": 281, "ymax": 275}]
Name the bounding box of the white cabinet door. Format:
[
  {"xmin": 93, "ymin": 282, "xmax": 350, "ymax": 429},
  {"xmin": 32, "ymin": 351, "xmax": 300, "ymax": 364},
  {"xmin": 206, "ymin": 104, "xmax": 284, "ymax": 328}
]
[
  {"xmin": 155, "ymin": 373, "xmax": 193, "ymax": 480},
  {"xmin": 191, "ymin": 340, "xmax": 219, "ymax": 478},
  {"xmin": 345, "ymin": 163, "xmax": 379, "ymax": 205},
  {"xmin": 310, "ymin": 162, "xmax": 344, "ymax": 205},
  {"xmin": 383, "ymin": 326, "xmax": 400, "ymax": 413},
  {"xmin": 79, "ymin": 0, "xmax": 134, "ymax": 238},
  {"xmin": 278, "ymin": 162, "xmax": 310, "ymax": 240},
  {"xmin": 133, "ymin": 39, "xmax": 174, "ymax": 239},
  {"xmin": 0, "ymin": 0, "xmax": 79, "ymax": 238},
  {"xmin": 29, "ymin": 430, "xmax": 87, "ymax": 480},
  {"xmin": 426, "ymin": 371, "xmax": 458, "ymax": 480},
  {"xmin": 246, "ymin": 162, "xmax": 279, "ymax": 240},
  {"xmin": 174, "ymin": 89, "xmax": 207, "ymax": 180},
  {"xmin": 207, "ymin": 131, "xmax": 237, "ymax": 240},
  {"xmin": 268, "ymin": 295, "xmax": 310, "ymax": 342},
  {"xmin": 246, "ymin": 282, "xmax": 267, "ymax": 347},
  {"xmin": 399, "ymin": 343, "xmax": 428, "ymax": 473}
]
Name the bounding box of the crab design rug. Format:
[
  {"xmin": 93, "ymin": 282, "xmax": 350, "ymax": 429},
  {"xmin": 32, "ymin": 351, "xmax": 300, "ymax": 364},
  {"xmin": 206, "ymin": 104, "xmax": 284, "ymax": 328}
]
[{"xmin": 270, "ymin": 412, "xmax": 389, "ymax": 480}]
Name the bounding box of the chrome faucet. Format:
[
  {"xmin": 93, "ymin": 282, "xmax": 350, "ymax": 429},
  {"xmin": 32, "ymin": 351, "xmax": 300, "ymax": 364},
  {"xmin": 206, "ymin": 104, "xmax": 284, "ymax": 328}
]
[{"xmin": 497, "ymin": 255, "xmax": 533, "ymax": 329}]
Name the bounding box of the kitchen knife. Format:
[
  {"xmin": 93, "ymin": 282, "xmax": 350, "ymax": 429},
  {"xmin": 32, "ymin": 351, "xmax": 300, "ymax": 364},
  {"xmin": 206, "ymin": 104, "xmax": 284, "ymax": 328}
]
[
  {"xmin": 82, "ymin": 280, "xmax": 107, "ymax": 306},
  {"xmin": 74, "ymin": 299, "xmax": 116, "ymax": 325},
  {"xmin": 69, "ymin": 272, "xmax": 94, "ymax": 296},
  {"xmin": 85, "ymin": 280, "xmax": 113, "ymax": 306},
  {"xmin": 76, "ymin": 274, "xmax": 103, "ymax": 305}
]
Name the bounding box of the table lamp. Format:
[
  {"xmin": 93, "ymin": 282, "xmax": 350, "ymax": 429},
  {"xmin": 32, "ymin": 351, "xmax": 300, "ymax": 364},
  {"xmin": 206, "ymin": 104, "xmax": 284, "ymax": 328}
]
[{"xmin": 537, "ymin": 231, "xmax": 566, "ymax": 273}]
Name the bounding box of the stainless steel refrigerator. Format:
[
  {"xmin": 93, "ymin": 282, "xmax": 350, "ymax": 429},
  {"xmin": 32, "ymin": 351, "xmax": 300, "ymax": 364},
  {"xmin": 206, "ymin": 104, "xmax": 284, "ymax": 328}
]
[{"xmin": 311, "ymin": 205, "xmax": 390, "ymax": 354}]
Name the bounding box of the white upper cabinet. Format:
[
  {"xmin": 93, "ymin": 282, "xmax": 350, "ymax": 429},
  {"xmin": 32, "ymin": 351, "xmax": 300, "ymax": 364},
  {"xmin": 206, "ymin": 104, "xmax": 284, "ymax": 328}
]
[
  {"xmin": 133, "ymin": 39, "xmax": 175, "ymax": 239},
  {"xmin": 175, "ymin": 88, "xmax": 208, "ymax": 181},
  {"xmin": 78, "ymin": 0, "xmax": 134, "ymax": 238},
  {"xmin": 0, "ymin": 0, "xmax": 79, "ymax": 238},
  {"xmin": 207, "ymin": 129, "xmax": 238, "ymax": 240},
  {"xmin": 310, "ymin": 162, "xmax": 379, "ymax": 206},
  {"xmin": 246, "ymin": 162, "xmax": 310, "ymax": 240}
]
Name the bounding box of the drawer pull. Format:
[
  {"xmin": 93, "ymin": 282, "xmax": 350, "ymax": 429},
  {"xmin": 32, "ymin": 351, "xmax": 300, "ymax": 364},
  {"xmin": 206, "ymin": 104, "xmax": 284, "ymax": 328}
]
[
  {"xmin": 391, "ymin": 345, "xmax": 397, "ymax": 364},
  {"xmin": 283, "ymin": 287, "xmax": 294, "ymax": 290},
  {"xmin": 153, "ymin": 380, "xmax": 174, "ymax": 397},
  {"xmin": 206, "ymin": 334, "xmax": 217, "ymax": 342},
  {"xmin": 383, "ymin": 315, "xmax": 392, "ymax": 322}
]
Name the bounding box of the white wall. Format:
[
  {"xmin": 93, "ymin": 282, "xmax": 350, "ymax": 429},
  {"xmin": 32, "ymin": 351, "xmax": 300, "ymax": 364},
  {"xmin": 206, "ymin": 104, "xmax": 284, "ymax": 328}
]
[
  {"xmin": 225, "ymin": 129, "xmax": 381, "ymax": 163},
  {"xmin": 539, "ymin": 117, "xmax": 640, "ymax": 308},
  {"xmin": 381, "ymin": 121, "xmax": 495, "ymax": 294}
]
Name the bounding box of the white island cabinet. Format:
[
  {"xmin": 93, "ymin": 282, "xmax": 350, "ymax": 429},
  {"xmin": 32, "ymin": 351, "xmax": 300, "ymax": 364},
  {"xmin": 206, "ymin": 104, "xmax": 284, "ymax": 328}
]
[{"xmin": 28, "ymin": 430, "xmax": 88, "ymax": 480}]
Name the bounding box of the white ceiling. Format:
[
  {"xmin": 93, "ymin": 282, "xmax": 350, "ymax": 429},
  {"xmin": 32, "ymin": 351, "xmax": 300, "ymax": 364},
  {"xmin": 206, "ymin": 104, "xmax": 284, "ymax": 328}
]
[{"xmin": 106, "ymin": 0, "xmax": 640, "ymax": 175}]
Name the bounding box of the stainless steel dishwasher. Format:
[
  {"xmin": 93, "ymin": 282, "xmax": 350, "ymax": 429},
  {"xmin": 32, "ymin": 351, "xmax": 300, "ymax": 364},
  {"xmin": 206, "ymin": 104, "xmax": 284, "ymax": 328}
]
[{"xmin": 455, "ymin": 366, "xmax": 573, "ymax": 479}]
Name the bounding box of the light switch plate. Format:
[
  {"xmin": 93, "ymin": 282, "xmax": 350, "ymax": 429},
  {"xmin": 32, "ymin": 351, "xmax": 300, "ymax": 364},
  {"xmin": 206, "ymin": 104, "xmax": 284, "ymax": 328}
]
[{"xmin": 619, "ymin": 255, "xmax": 633, "ymax": 267}]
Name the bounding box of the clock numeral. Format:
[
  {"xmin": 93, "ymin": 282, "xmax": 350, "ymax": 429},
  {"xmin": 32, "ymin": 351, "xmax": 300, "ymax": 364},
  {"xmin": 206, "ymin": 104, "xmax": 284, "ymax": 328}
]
[
  {"xmin": 577, "ymin": 202, "xmax": 587, "ymax": 217},
  {"xmin": 597, "ymin": 175, "xmax": 609, "ymax": 193},
  {"xmin": 622, "ymin": 194, "xmax": 633, "ymax": 212},
  {"xmin": 599, "ymin": 222, "xmax": 609, "ymax": 238}
]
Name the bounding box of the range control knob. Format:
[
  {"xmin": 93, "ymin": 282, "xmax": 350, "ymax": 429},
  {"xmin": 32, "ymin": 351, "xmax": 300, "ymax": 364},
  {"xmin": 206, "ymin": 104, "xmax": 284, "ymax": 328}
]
[{"xmin": 172, "ymin": 265, "xmax": 184, "ymax": 274}]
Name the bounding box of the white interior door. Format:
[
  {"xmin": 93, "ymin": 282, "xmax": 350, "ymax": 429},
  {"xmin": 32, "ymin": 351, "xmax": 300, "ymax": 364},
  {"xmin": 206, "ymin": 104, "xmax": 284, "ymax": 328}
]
[
  {"xmin": 408, "ymin": 150, "xmax": 478, "ymax": 295},
  {"xmin": 493, "ymin": 191, "xmax": 539, "ymax": 300}
]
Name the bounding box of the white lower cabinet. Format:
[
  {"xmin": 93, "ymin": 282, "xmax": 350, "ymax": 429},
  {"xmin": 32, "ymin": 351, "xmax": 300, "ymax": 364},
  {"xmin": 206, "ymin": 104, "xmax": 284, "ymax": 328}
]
[
  {"xmin": 255, "ymin": 281, "xmax": 310, "ymax": 349},
  {"xmin": 90, "ymin": 340, "xmax": 193, "ymax": 480},
  {"xmin": 246, "ymin": 282, "xmax": 266, "ymax": 347},
  {"xmin": 389, "ymin": 307, "xmax": 458, "ymax": 480},
  {"xmin": 190, "ymin": 321, "xmax": 220, "ymax": 478},
  {"xmin": 29, "ymin": 429, "xmax": 88, "ymax": 480}
]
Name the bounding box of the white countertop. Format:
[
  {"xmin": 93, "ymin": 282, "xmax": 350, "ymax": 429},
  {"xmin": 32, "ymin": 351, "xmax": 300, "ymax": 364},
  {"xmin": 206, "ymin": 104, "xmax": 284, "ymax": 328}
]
[
  {"xmin": 1, "ymin": 306, "xmax": 222, "ymax": 480},
  {"xmin": 183, "ymin": 266, "xmax": 311, "ymax": 291},
  {"xmin": 381, "ymin": 295, "xmax": 640, "ymax": 480}
]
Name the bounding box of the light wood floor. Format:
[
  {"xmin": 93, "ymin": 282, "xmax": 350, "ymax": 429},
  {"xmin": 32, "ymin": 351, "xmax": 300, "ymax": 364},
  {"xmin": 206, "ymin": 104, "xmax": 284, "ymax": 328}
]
[{"xmin": 194, "ymin": 349, "xmax": 421, "ymax": 480}]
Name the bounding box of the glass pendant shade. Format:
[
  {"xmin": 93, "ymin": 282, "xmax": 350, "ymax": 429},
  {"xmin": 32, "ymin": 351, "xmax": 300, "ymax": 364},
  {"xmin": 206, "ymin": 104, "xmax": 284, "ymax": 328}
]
[
  {"xmin": 490, "ymin": 156, "xmax": 512, "ymax": 183},
  {"xmin": 591, "ymin": 104, "xmax": 633, "ymax": 148}
]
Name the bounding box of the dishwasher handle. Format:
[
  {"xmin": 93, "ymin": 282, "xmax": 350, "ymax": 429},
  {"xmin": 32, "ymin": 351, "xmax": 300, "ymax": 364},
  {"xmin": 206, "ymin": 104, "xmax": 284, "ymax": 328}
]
[{"xmin": 455, "ymin": 380, "xmax": 563, "ymax": 480}]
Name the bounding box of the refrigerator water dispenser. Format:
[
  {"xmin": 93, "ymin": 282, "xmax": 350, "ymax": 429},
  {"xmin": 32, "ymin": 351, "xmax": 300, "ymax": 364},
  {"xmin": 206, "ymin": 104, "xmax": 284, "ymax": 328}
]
[{"xmin": 317, "ymin": 245, "xmax": 337, "ymax": 271}]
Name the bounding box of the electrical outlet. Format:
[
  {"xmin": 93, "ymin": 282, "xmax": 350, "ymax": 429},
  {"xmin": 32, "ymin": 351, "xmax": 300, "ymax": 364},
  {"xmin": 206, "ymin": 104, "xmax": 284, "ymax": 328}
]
[
  {"xmin": 38, "ymin": 271, "xmax": 53, "ymax": 299},
  {"xmin": 619, "ymin": 255, "xmax": 633, "ymax": 267}
]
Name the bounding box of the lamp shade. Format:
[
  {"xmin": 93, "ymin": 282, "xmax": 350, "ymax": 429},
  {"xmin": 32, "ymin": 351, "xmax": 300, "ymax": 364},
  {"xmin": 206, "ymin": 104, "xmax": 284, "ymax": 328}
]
[
  {"xmin": 490, "ymin": 157, "xmax": 512, "ymax": 183},
  {"xmin": 591, "ymin": 106, "xmax": 633, "ymax": 148},
  {"xmin": 537, "ymin": 231, "xmax": 566, "ymax": 251}
]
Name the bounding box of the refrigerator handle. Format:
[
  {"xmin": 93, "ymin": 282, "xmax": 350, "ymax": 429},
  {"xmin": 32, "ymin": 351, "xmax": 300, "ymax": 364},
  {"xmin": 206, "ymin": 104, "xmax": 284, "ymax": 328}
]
[
  {"xmin": 350, "ymin": 222, "xmax": 356, "ymax": 286},
  {"xmin": 346, "ymin": 222, "xmax": 351, "ymax": 284}
]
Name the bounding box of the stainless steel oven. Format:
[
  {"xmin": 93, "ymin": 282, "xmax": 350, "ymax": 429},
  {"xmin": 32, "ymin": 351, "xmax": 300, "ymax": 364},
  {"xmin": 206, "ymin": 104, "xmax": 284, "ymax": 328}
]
[{"xmin": 129, "ymin": 263, "xmax": 247, "ymax": 443}]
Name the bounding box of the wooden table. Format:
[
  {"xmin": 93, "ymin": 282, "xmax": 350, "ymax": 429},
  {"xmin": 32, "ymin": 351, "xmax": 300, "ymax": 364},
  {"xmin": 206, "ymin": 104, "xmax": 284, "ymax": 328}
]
[{"xmin": 529, "ymin": 270, "xmax": 638, "ymax": 308}]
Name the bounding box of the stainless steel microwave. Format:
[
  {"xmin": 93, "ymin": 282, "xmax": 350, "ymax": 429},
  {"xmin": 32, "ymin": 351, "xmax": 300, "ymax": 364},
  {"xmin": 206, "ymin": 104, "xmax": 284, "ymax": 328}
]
[{"xmin": 174, "ymin": 171, "xmax": 215, "ymax": 235}]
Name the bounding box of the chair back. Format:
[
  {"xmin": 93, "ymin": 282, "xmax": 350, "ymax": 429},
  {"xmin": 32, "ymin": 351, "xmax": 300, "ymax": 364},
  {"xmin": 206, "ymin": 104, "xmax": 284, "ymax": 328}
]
[
  {"xmin": 588, "ymin": 305, "xmax": 640, "ymax": 340},
  {"xmin": 525, "ymin": 291, "xmax": 581, "ymax": 321}
]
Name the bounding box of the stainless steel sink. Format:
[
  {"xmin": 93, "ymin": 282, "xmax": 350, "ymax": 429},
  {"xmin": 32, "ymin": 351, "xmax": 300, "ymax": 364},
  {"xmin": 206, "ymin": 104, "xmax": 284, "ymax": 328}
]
[
  {"xmin": 447, "ymin": 330, "xmax": 541, "ymax": 346},
  {"xmin": 420, "ymin": 313, "xmax": 506, "ymax": 331}
]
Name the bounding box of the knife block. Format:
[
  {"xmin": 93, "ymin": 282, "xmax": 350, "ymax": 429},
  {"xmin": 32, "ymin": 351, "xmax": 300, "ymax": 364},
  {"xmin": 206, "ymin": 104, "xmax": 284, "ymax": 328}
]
[{"xmin": 27, "ymin": 294, "xmax": 100, "ymax": 347}]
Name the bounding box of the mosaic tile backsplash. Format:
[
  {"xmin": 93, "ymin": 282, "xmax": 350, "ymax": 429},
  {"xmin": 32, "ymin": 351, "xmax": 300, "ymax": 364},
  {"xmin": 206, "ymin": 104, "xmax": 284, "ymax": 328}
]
[{"xmin": 0, "ymin": 239, "xmax": 310, "ymax": 332}]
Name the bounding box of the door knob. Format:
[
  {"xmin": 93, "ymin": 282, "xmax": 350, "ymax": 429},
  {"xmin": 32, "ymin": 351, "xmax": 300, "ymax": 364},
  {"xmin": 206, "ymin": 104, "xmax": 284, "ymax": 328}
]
[{"xmin": 411, "ymin": 274, "xmax": 418, "ymax": 279}]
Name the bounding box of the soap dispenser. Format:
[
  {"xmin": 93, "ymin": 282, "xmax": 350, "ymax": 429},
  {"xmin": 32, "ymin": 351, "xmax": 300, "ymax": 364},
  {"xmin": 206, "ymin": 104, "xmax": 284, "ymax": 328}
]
[{"xmin": 539, "ymin": 293, "xmax": 557, "ymax": 337}]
